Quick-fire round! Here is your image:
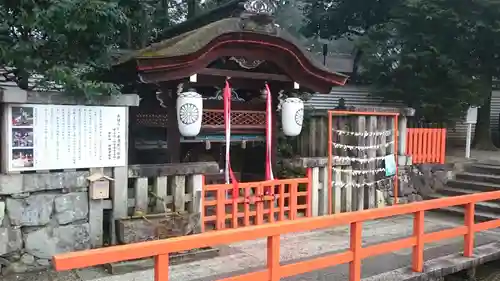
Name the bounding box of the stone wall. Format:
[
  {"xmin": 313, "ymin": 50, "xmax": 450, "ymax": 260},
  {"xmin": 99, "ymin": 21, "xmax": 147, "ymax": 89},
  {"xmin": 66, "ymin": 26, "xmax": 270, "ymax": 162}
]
[
  {"xmin": 0, "ymin": 171, "xmax": 90, "ymax": 274},
  {"xmin": 387, "ymin": 164, "xmax": 453, "ymax": 205}
]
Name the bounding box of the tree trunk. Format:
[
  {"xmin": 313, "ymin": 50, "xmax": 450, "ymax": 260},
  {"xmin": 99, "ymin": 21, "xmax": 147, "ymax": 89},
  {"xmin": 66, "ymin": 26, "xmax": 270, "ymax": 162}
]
[
  {"xmin": 472, "ymin": 74, "xmax": 497, "ymax": 150},
  {"xmin": 187, "ymin": 0, "xmax": 197, "ymax": 19}
]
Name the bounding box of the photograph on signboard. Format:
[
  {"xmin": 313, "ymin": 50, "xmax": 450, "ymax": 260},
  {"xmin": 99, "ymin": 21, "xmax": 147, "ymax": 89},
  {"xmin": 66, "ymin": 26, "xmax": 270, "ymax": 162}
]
[
  {"xmin": 11, "ymin": 106, "xmax": 34, "ymax": 126},
  {"xmin": 12, "ymin": 128, "xmax": 33, "ymax": 148},
  {"xmin": 12, "ymin": 148, "xmax": 34, "ymax": 168}
]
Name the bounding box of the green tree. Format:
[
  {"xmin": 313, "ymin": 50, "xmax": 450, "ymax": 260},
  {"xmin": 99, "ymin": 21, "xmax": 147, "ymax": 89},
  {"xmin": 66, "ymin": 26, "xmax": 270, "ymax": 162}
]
[
  {"xmin": 302, "ymin": 0, "xmax": 500, "ymax": 149},
  {"xmin": 0, "ymin": 0, "xmax": 129, "ymax": 98},
  {"xmin": 0, "ymin": 0, "xmax": 189, "ymax": 99}
]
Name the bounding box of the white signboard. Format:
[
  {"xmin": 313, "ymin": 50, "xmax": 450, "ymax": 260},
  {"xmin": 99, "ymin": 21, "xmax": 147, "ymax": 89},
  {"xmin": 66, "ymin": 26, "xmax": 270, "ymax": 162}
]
[
  {"xmin": 5, "ymin": 104, "xmax": 127, "ymax": 172},
  {"xmin": 465, "ymin": 106, "xmax": 478, "ymax": 124}
]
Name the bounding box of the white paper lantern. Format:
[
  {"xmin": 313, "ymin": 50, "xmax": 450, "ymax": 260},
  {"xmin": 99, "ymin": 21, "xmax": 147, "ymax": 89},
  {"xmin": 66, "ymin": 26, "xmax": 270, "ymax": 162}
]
[
  {"xmin": 281, "ymin": 97, "xmax": 304, "ymax": 136},
  {"xmin": 176, "ymin": 90, "xmax": 203, "ymax": 137}
]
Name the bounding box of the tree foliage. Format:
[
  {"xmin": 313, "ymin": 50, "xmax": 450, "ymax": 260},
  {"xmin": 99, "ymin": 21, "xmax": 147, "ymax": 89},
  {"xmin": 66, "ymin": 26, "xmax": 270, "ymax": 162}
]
[
  {"xmin": 302, "ymin": 0, "xmax": 500, "ymax": 148},
  {"xmin": 0, "ymin": 0, "xmax": 189, "ymax": 99},
  {"xmin": 0, "ymin": 0, "xmax": 127, "ymax": 97}
]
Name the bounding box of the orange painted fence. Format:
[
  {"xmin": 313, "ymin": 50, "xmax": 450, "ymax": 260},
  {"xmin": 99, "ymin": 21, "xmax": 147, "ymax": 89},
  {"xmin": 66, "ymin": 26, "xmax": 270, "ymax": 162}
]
[
  {"xmin": 406, "ymin": 128, "xmax": 447, "ymax": 164},
  {"xmin": 54, "ymin": 189, "xmax": 500, "ymax": 281},
  {"xmin": 202, "ymin": 172, "xmax": 312, "ymax": 231}
]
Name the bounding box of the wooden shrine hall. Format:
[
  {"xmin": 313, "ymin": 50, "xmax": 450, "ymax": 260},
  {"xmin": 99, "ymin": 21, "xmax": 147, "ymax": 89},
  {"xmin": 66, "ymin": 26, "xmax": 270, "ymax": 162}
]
[{"xmin": 113, "ymin": 0, "xmax": 349, "ymax": 182}]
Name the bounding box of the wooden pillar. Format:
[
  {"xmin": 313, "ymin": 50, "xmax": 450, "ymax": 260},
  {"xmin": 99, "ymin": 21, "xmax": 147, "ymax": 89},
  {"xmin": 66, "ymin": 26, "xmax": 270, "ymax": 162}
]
[
  {"xmin": 162, "ymin": 84, "xmax": 181, "ymax": 163},
  {"xmin": 270, "ymin": 84, "xmax": 280, "ymax": 174},
  {"xmin": 127, "ymin": 107, "xmax": 137, "ymax": 164}
]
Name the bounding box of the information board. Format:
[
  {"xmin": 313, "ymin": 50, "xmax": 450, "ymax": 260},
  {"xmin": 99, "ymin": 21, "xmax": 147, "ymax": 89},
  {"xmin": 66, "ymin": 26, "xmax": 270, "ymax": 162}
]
[{"xmin": 6, "ymin": 104, "xmax": 127, "ymax": 172}]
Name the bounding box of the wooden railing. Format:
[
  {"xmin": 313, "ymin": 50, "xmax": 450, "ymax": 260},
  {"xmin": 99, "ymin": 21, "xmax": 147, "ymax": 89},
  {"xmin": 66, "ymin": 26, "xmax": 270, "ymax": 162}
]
[
  {"xmin": 406, "ymin": 128, "xmax": 447, "ymax": 164},
  {"xmin": 203, "ymin": 174, "xmax": 312, "ymax": 231},
  {"xmin": 53, "ymin": 190, "xmax": 500, "ymax": 281}
]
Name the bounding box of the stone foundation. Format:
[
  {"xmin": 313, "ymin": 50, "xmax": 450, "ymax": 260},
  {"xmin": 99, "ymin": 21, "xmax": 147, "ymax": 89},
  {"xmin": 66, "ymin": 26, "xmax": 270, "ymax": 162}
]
[
  {"xmin": 386, "ymin": 164, "xmax": 454, "ymax": 205},
  {"xmin": 0, "ymin": 171, "xmax": 90, "ymax": 274}
]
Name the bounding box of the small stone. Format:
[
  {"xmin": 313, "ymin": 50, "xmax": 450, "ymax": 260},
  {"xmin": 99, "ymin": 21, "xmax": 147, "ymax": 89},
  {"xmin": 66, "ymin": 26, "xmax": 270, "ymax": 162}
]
[
  {"xmin": 0, "ymin": 256, "xmax": 11, "ymax": 266},
  {"xmin": 36, "ymin": 258, "xmax": 50, "ymax": 266},
  {"xmin": 3, "ymin": 261, "xmax": 29, "ymax": 273},
  {"xmin": 20, "ymin": 253, "xmax": 35, "ymax": 265},
  {"xmin": 10, "ymin": 192, "xmax": 30, "ymax": 199},
  {"xmin": 24, "ymin": 223, "xmax": 91, "ymax": 259},
  {"xmin": 7, "ymin": 194, "xmax": 56, "ymax": 226},
  {"xmin": 54, "ymin": 192, "xmax": 89, "ymax": 224},
  {"xmin": 0, "ymin": 201, "xmax": 4, "ymax": 225},
  {"xmin": 0, "ymin": 227, "xmax": 22, "ymax": 255}
]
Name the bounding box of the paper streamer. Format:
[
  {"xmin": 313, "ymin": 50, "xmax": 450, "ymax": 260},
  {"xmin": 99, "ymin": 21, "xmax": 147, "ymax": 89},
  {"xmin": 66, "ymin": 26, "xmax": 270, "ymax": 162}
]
[
  {"xmin": 332, "ymin": 129, "xmax": 393, "ymax": 137},
  {"xmin": 223, "ymin": 81, "xmax": 238, "ymax": 200},
  {"xmin": 265, "ymin": 83, "xmax": 274, "ymax": 181},
  {"xmin": 332, "ymin": 141, "xmax": 394, "ymax": 151}
]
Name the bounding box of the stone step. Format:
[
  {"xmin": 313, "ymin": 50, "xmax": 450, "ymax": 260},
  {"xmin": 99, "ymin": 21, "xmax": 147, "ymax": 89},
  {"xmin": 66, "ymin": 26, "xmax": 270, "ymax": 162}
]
[
  {"xmin": 466, "ymin": 163, "xmax": 500, "ymax": 175},
  {"xmin": 447, "ymin": 179, "xmax": 500, "ymax": 192},
  {"xmin": 429, "ymin": 205, "xmax": 500, "ymax": 222},
  {"xmin": 428, "ymin": 193, "xmax": 500, "ymax": 214},
  {"xmin": 456, "ymin": 172, "xmax": 500, "ymax": 185},
  {"xmin": 438, "ymin": 186, "xmax": 500, "ymax": 200},
  {"xmin": 437, "ymin": 187, "xmax": 476, "ymax": 197}
]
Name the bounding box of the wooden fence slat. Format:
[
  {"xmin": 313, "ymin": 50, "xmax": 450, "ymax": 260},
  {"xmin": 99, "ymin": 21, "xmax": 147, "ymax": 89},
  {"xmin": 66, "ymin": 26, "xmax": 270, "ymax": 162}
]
[
  {"xmin": 356, "ymin": 116, "xmax": 366, "ymax": 211},
  {"xmin": 153, "ymin": 176, "xmax": 168, "ymax": 212},
  {"xmin": 111, "ymin": 166, "xmax": 128, "ymax": 245},
  {"xmin": 367, "ymin": 116, "xmax": 377, "ymax": 209},
  {"xmin": 378, "ymin": 117, "xmax": 387, "ymax": 209},
  {"xmin": 344, "ymin": 167, "xmax": 353, "ymax": 212},
  {"xmin": 89, "ymin": 168, "xmax": 104, "ymax": 248},
  {"xmin": 172, "ymin": 176, "xmax": 186, "ymax": 212},
  {"xmin": 440, "ymin": 129, "xmax": 447, "ymax": 164},
  {"xmin": 334, "ymin": 168, "xmax": 342, "ymax": 214},
  {"xmin": 134, "ymin": 177, "xmax": 149, "ymax": 214}
]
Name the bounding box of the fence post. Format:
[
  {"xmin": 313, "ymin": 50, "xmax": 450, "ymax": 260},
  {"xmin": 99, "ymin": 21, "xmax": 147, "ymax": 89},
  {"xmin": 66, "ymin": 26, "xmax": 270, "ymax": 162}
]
[
  {"xmin": 398, "ymin": 115, "xmax": 408, "ymax": 162},
  {"xmin": 154, "ymin": 254, "xmax": 169, "ymax": 281},
  {"xmin": 440, "ymin": 129, "xmax": 447, "ymax": 164},
  {"xmin": 464, "ymin": 203, "xmax": 475, "ymax": 257},
  {"xmin": 318, "ymin": 166, "xmax": 329, "ymax": 216},
  {"xmin": 349, "ymin": 221, "xmax": 362, "ymax": 281},
  {"xmin": 267, "ymin": 235, "xmax": 281, "ymax": 281},
  {"xmin": 308, "ymin": 167, "xmax": 318, "ymax": 217},
  {"xmin": 412, "ymin": 211, "xmax": 424, "ymax": 272}
]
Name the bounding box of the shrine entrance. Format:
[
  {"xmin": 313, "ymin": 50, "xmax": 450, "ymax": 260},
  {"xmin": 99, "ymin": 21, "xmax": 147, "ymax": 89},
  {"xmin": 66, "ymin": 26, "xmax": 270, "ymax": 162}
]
[{"xmin": 112, "ymin": 0, "xmax": 349, "ymax": 232}]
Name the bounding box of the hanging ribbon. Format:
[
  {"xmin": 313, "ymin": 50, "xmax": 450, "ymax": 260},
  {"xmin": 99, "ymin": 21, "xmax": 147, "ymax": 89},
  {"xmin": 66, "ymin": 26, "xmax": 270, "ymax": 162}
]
[
  {"xmin": 265, "ymin": 83, "xmax": 274, "ymax": 181},
  {"xmin": 223, "ymin": 81, "xmax": 238, "ymax": 200}
]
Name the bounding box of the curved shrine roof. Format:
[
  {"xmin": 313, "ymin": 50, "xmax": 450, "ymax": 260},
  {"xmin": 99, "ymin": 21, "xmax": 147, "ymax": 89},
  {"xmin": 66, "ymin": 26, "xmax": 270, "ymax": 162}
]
[{"xmin": 118, "ymin": 8, "xmax": 349, "ymax": 93}]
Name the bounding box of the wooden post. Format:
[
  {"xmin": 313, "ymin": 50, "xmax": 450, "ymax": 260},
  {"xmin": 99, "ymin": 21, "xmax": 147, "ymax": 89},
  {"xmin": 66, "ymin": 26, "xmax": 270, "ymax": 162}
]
[
  {"xmin": 398, "ymin": 115, "xmax": 408, "ymax": 157},
  {"xmin": 189, "ymin": 174, "xmax": 203, "ymax": 214},
  {"xmin": 367, "ymin": 116, "xmax": 377, "ymax": 209},
  {"xmin": 172, "ymin": 175, "xmax": 186, "ymax": 212},
  {"xmin": 333, "ymin": 167, "xmax": 342, "ymax": 214},
  {"xmin": 378, "ymin": 117, "xmax": 388, "ymax": 208},
  {"xmin": 310, "ymin": 167, "xmax": 320, "ymax": 216},
  {"xmin": 388, "ymin": 116, "xmax": 397, "ymax": 203},
  {"xmin": 165, "ymin": 85, "xmax": 181, "ymax": 163},
  {"xmin": 89, "ymin": 168, "xmax": 104, "ymax": 248},
  {"xmin": 344, "ymin": 166, "xmax": 353, "ymax": 212},
  {"xmin": 356, "ymin": 116, "xmax": 366, "ymax": 211},
  {"xmin": 134, "ymin": 177, "xmax": 149, "ymax": 214},
  {"xmin": 153, "ymin": 176, "xmax": 168, "ymax": 212},
  {"xmin": 318, "ymin": 166, "xmax": 329, "ymax": 216}
]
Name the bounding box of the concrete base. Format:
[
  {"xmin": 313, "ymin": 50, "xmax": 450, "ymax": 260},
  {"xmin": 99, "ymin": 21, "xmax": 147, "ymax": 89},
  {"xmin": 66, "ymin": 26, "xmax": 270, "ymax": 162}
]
[{"xmin": 363, "ymin": 242, "xmax": 500, "ymax": 281}]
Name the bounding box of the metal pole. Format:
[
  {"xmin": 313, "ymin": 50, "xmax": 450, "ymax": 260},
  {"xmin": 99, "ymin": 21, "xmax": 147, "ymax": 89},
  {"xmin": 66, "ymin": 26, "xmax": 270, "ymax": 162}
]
[{"xmin": 465, "ymin": 123, "xmax": 472, "ymax": 158}]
